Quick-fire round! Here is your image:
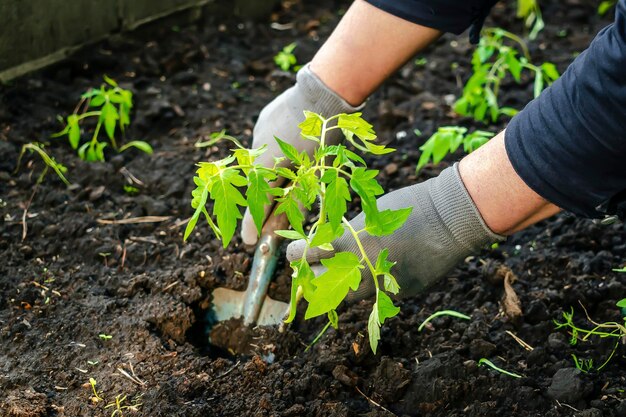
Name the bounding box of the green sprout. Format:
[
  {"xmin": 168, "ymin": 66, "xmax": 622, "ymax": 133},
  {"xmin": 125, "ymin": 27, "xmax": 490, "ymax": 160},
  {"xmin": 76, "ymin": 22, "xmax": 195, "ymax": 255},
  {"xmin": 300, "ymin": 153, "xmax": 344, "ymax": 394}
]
[
  {"xmin": 553, "ymin": 301, "xmax": 626, "ymax": 372},
  {"xmin": 418, "ymin": 309, "xmax": 472, "ymax": 332},
  {"xmin": 454, "ymin": 28, "xmax": 559, "ymax": 124},
  {"xmin": 105, "ymin": 394, "xmax": 143, "ymax": 417},
  {"xmin": 16, "ymin": 142, "xmax": 70, "ymax": 185},
  {"xmin": 98, "ymin": 333, "xmax": 113, "ymax": 340},
  {"xmin": 89, "ymin": 377, "xmax": 104, "ymax": 403},
  {"xmin": 571, "ymin": 354, "xmax": 594, "ymax": 373},
  {"xmin": 185, "ymin": 112, "xmax": 409, "ymax": 353},
  {"xmin": 274, "ymin": 42, "xmax": 299, "ymax": 72},
  {"xmin": 516, "ymin": 0, "xmax": 544, "ymax": 40},
  {"xmin": 478, "ymin": 358, "xmax": 523, "ymax": 378},
  {"xmin": 52, "ymin": 75, "xmax": 152, "ymax": 162},
  {"xmin": 416, "ymin": 127, "xmax": 494, "ymax": 173}
]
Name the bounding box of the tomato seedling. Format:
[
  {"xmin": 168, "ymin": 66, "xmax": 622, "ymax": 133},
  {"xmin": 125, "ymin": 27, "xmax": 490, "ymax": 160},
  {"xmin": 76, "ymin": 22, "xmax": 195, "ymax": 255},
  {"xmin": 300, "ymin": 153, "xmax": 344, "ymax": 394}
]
[
  {"xmin": 416, "ymin": 127, "xmax": 494, "ymax": 173},
  {"xmin": 274, "ymin": 42, "xmax": 300, "ymax": 72},
  {"xmin": 185, "ymin": 112, "xmax": 411, "ymax": 353},
  {"xmin": 53, "ymin": 75, "xmax": 152, "ymax": 162},
  {"xmin": 454, "ymin": 28, "xmax": 559, "ymax": 123}
]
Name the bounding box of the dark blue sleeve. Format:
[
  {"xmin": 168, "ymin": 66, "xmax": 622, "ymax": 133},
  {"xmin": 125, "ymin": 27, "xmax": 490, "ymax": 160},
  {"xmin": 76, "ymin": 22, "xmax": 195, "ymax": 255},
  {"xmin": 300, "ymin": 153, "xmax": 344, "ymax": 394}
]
[
  {"xmin": 364, "ymin": 0, "xmax": 499, "ymax": 43},
  {"xmin": 505, "ymin": 0, "xmax": 626, "ymax": 219}
]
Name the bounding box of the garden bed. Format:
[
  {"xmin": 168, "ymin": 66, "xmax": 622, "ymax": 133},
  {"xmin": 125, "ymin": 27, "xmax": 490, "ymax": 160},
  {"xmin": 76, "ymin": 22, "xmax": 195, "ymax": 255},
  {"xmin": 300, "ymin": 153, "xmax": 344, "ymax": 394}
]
[{"xmin": 1, "ymin": 0, "xmax": 625, "ymax": 416}]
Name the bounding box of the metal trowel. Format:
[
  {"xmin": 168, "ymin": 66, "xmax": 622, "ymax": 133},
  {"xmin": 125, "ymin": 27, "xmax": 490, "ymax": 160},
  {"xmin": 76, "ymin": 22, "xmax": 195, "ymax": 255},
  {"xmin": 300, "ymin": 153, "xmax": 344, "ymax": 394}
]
[{"xmin": 210, "ymin": 209, "xmax": 291, "ymax": 326}]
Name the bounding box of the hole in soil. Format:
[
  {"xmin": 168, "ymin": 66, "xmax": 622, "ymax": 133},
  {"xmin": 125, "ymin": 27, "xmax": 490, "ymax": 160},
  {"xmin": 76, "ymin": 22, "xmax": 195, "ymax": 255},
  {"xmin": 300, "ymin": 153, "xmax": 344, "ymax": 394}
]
[{"xmin": 185, "ymin": 301, "xmax": 235, "ymax": 359}]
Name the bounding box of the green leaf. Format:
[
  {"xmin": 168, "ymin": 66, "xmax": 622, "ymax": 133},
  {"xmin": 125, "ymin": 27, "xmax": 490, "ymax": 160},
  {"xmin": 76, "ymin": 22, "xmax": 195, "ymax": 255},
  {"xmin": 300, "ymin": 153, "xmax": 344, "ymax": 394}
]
[
  {"xmin": 275, "ymin": 229, "xmax": 307, "ymax": 240},
  {"xmin": 366, "ymin": 207, "xmax": 412, "ymax": 237},
  {"xmin": 185, "ymin": 163, "xmax": 222, "ymax": 241},
  {"xmin": 67, "ymin": 115, "xmax": 80, "ymax": 149},
  {"xmin": 276, "ymin": 194, "xmax": 305, "ymax": 235},
  {"xmin": 322, "ymin": 170, "xmax": 351, "ymax": 230},
  {"xmin": 276, "ymin": 167, "xmax": 297, "ymax": 181},
  {"xmin": 541, "ymin": 62, "xmax": 560, "ymax": 82},
  {"xmin": 274, "ymin": 136, "xmax": 302, "ymax": 165},
  {"xmin": 298, "ymin": 111, "xmax": 323, "ymax": 138},
  {"xmin": 375, "ymin": 249, "xmax": 400, "ymax": 294},
  {"xmin": 350, "ymin": 167, "xmax": 385, "ymax": 222},
  {"xmin": 210, "ymin": 168, "xmax": 247, "ymax": 247},
  {"xmin": 368, "ymin": 308, "xmax": 381, "ymax": 354},
  {"xmin": 337, "ymin": 113, "xmax": 376, "ymax": 141},
  {"xmin": 305, "ymin": 252, "xmax": 363, "ymax": 319},
  {"xmin": 78, "ymin": 142, "xmax": 89, "ymax": 161},
  {"xmin": 233, "ymin": 146, "xmax": 266, "ymax": 170},
  {"xmin": 499, "ymin": 107, "xmax": 519, "ymax": 117},
  {"xmin": 103, "ymin": 75, "xmax": 118, "ymax": 87},
  {"xmin": 378, "ymin": 291, "xmax": 400, "ymax": 324},
  {"xmin": 101, "ymin": 102, "xmax": 119, "ymax": 140},
  {"xmin": 616, "ymin": 299, "xmax": 626, "ymax": 308},
  {"xmin": 328, "ymin": 310, "xmax": 339, "ymax": 329},
  {"xmin": 90, "ymin": 94, "xmax": 106, "ymax": 107},
  {"xmin": 246, "ymin": 167, "xmax": 276, "ymax": 234},
  {"xmin": 310, "ymin": 222, "xmax": 344, "ymax": 248},
  {"xmin": 369, "ymin": 290, "xmax": 400, "ymax": 353},
  {"xmin": 506, "ymin": 52, "xmax": 522, "ymax": 82},
  {"xmin": 118, "ymin": 140, "xmax": 153, "ymax": 154},
  {"xmin": 286, "ymin": 259, "xmax": 316, "ymax": 323}
]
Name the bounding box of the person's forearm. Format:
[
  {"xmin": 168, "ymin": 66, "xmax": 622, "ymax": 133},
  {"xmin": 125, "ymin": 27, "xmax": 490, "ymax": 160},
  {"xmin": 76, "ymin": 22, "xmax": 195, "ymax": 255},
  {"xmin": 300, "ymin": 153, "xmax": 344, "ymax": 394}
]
[
  {"xmin": 310, "ymin": 0, "xmax": 441, "ymax": 106},
  {"xmin": 459, "ymin": 130, "xmax": 561, "ymax": 235}
]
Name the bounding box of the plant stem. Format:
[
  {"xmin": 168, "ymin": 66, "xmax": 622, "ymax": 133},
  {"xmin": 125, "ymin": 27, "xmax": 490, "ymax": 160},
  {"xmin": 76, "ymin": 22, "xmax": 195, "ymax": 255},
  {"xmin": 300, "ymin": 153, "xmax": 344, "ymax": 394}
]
[
  {"xmin": 305, "ymin": 321, "xmax": 332, "ymax": 351},
  {"xmin": 342, "ymin": 216, "xmax": 378, "ymax": 290}
]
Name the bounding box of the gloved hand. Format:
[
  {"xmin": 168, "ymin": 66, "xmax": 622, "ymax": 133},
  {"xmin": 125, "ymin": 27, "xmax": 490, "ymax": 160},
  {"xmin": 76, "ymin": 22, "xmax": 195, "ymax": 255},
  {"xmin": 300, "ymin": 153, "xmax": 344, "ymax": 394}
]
[
  {"xmin": 241, "ymin": 63, "xmax": 364, "ymax": 245},
  {"xmin": 286, "ymin": 164, "xmax": 505, "ymax": 299}
]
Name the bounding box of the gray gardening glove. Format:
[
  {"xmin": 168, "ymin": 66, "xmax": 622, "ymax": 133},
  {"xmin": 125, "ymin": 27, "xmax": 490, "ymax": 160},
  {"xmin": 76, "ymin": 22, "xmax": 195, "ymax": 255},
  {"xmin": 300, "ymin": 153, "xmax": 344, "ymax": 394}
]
[
  {"xmin": 286, "ymin": 164, "xmax": 505, "ymax": 299},
  {"xmin": 241, "ymin": 63, "xmax": 364, "ymax": 245}
]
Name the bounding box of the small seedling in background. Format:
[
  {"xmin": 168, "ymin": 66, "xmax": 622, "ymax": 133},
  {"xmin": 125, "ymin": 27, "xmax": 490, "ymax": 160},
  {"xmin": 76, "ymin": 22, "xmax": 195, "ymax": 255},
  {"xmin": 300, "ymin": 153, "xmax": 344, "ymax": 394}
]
[
  {"xmin": 123, "ymin": 185, "xmax": 139, "ymax": 195},
  {"xmin": 105, "ymin": 394, "xmax": 143, "ymax": 417},
  {"xmin": 478, "ymin": 358, "xmax": 523, "ymax": 378},
  {"xmin": 454, "ymin": 28, "xmax": 559, "ymax": 124},
  {"xmin": 416, "ymin": 127, "xmax": 494, "ymax": 173},
  {"xmin": 185, "ymin": 112, "xmax": 409, "ymax": 353},
  {"xmin": 517, "ymin": 0, "xmax": 544, "ymax": 40},
  {"xmin": 16, "ymin": 143, "xmax": 70, "ymax": 185},
  {"xmin": 414, "ymin": 57, "xmax": 428, "ymax": 66},
  {"xmin": 53, "ymin": 75, "xmax": 152, "ymax": 162},
  {"xmin": 98, "ymin": 333, "xmax": 113, "ymax": 340},
  {"xmin": 553, "ymin": 301, "xmax": 626, "ymax": 372},
  {"xmin": 417, "ymin": 309, "xmax": 471, "ymax": 331},
  {"xmin": 194, "ymin": 129, "xmax": 243, "ymax": 149},
  {"xmin": 598, "ymin": 0, "xmax": 617, "ymax": 16},
  {"xmin": 274, "ymin": 42, "xmax": 299, "ymax": 72},
  {"xmin": 572, "ymin": 354, "xmax": 594, "ymax": 373}
]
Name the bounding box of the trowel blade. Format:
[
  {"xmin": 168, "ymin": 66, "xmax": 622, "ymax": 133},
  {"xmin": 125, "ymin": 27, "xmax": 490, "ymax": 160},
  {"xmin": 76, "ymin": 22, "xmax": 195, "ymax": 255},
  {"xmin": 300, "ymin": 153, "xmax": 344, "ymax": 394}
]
[{"xmin": 211, "ymin": 287, "xmax": 289, "ymax": 326}]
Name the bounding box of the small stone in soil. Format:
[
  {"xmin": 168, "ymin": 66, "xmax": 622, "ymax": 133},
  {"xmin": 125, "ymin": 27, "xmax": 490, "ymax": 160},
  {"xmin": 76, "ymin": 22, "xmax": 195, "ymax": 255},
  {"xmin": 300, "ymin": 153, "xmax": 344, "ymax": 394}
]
[{"xmin": 548, "ymin": 367, "xmax": 591, "ymax": 403}]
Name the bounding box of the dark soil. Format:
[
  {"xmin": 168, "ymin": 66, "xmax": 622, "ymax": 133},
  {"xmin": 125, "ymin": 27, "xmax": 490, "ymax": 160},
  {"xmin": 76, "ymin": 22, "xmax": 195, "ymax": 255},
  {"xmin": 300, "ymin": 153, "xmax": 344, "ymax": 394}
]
[{"xmin": 1, "ymin": 0, "xmax": 625, "ymax": 416}]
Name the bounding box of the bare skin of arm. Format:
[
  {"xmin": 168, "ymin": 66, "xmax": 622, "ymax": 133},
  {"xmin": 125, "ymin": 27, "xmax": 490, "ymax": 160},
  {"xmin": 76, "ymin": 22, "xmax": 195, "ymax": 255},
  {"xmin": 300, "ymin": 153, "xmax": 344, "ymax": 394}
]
[
  {"xmin": 310, "ymin": 0, "xmax": 441, "ymax": 106},
  {"xmin": 310, "ymin": 0, "xmax": 561, "ymax": 234},
  {"xmin": 459, "ymin": 130, "xmax": 561, "ymax": 235}
]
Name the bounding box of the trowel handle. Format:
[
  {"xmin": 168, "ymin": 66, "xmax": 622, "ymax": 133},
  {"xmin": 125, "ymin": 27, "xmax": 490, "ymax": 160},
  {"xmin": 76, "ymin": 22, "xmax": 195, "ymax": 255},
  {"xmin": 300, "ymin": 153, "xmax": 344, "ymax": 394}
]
[
  {"xmin": 241, "ymin": 206, "xmax": 291, "ymax": 325},
  {"xmin": 261, "ymin": 205, "xmax": 291, "ymax": 238}
]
